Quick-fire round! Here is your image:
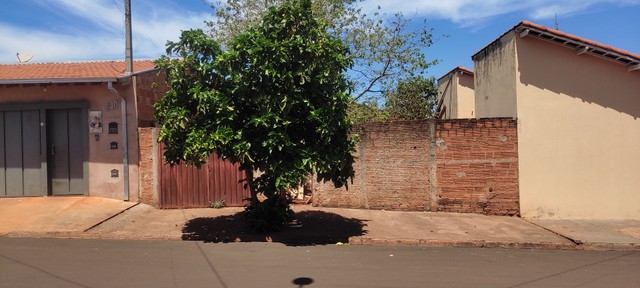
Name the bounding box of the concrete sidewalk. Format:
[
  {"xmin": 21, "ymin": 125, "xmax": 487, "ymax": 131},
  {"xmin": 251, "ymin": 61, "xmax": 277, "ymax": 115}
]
[
  {"xmin": 1, "ymin": 197, "xmax": 638, "ymax": 250},
  {"xmin": 86, "ymin": 204, "xmax": 575, "ymax": 248},
  {"xmin": 528, "ymin": 218, "xmax": 640, "ymax": 250},
  {"xmin": 0, "ymin": 197, "xmax": 136, "ymax": 237}
]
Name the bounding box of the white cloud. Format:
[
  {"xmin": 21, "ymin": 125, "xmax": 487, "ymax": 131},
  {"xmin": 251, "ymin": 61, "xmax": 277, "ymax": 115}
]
[
  {"xmin": 131, "ymin": 12, "xmax": 209, "ymax": 59},
  {"xmin": 364, "ymin": 0, "xmax": 640, "ymax": 26},
  {"xmin": 0, "ymin": 0, "xmax": 210, "ymax": 63},
  {"xmin": 0, "ymin": 24, "xmax": 123, "ymax": 62},
  {"xmin": 37, "ymin": 0, "xmax": 125, "ymax": 30},
  {"xmin": 2, "ymin": 0, "xmax": 637, "ymax": 64}
]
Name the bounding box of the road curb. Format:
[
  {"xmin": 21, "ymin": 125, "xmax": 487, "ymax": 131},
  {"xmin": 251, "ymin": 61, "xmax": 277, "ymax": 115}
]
[
  {"xmin": 348, "ymin": 236, "xmax": 640, "ymax": 251},
  {"xmin": 4, "ymin": 232, "xmax": 639, "ymax": 251},
  {"xmin": 4, "ymin": 230, "xmax": 638, "ymax": 251},
  {"xmin": 3, "ymin": 231, "xmax": 184, "ymax": 241},
  {"xmin": 348, "ymin": 236, "xmax": 576, "ymax": 250},
  {"xmin": 579, "ymin": 242, "xmax": 640, "ymax": 251}
]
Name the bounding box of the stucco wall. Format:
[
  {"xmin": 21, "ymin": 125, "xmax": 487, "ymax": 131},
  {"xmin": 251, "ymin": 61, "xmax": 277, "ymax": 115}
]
[
  {"xmin": 438, "ymin": 73, "xmax": 457, "ymax": 119},
  {"xmin": 0, "ymin": 81, "xmax": 140, "ymax": 201},
  {"xmin": 456, "ymin": 73, "xmax": 475, "ymax": 118},
  {"xmin": 515, "ymin": 36, "xmax": 640, "ymax": 219},
  {"xmin": 438, "ymin": 72, "xmax": 476, "ymax": 119},
  {"xmin": 473, "ymin": 31, "xmax": 518, "ymax": 118}
]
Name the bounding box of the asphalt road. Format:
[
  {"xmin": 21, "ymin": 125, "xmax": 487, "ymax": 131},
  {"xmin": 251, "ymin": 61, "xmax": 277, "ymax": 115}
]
[{"xmin": 1, "ymin": 238, "xmax": 638, "ymax": 288}]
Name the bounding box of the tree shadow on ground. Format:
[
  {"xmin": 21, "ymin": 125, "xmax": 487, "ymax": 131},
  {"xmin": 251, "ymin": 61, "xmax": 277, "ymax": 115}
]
[{"xmin": 181, "ymin": 211, "xmax": 368, "ymax": 246}]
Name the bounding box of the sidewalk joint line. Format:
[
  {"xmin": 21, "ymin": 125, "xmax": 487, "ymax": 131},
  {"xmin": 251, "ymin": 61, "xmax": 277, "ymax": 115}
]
[
  {"xmin": 83, "ymin": 202, "xmax": 141, "ymax": 232},
  {"xmin": 522, "ymin": 218, "xmax": 582, "ymax": 246}
]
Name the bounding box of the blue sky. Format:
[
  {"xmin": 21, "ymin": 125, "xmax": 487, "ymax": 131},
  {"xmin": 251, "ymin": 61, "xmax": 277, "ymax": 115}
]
[{"xmin": 1, "ymin": 0, "xmax": 639, "ymax": 78}]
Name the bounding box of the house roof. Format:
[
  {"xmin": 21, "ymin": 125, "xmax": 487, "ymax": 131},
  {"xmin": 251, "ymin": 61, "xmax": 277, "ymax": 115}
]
[
  {"xmin": 472, "ymin": 21, "xmax": 640, "ymax": 72},
  {"xmin": 456, "ymin": 66, "xmax": 474, "ymax": 75},
  {"xmin": 437, "ymin": 66, "xmax": 474, "ymax": 83},
  {"xmin": 0, "ymin": 60, "xmax": 157, "ymax": 84}
]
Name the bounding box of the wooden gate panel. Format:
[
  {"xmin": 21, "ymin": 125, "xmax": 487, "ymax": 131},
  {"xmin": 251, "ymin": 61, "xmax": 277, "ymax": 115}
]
[{"xmin": 158, "ymin": 143, "xmax": 250, "ymax": 208}]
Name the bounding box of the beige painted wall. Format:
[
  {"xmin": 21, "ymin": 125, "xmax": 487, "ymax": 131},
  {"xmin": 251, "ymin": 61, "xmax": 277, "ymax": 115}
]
[
  {"xmin": 437, "ymin": 73, "xmax": 456, "ymax": 119},
  {"xmin": 515, "ymin": 36, "xmax": 640, "ymax": 219},
  {"xmin": 474, "ymin": 31, "xmax": 518, "ymax": 118},
  {"xmin": 0, "ymin": 81, "xmax": 141, "ymax": 201},
  {"xmin": 456, "ymin": 73, "xmax": 475, "ymax": 118},
  {"xmin": 437, "ymin": 71, "xmax": 475, "ymax": 119}
]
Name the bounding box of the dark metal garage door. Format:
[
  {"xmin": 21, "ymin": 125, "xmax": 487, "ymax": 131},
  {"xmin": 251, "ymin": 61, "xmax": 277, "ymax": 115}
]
[
  {"xmin": 0, "ymin": 107, "xmax": 85, "ymax": 197},
  {"xmin": 0, "ymin": 110, "xmax": 44, "ymax": 196}
]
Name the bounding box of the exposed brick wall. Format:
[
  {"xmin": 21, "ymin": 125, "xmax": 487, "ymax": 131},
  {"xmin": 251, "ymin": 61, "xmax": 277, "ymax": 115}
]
[
  {"xmin": 435, "ymin": 119, "xmax": 519, "ymax": 216},
  {"xmin": 315, "ymin": 121, "xmax": 431, "ymax": 210},
  {"xmin": 314, "ymin": 118, "xmax": 519, "ymax": 216},
  {"xmin": 135, "ymin": 71, "xmax": 168, "ymax": 127},
  {"xmin": 138, "ymin": 127, "xmax": 158, "ymax": 206}
]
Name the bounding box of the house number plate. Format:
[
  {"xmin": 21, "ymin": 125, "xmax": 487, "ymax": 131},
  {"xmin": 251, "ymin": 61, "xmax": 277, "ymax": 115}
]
[{"xmin": 106, "ymin": 101, "xmax": 119, "ymax": 111}]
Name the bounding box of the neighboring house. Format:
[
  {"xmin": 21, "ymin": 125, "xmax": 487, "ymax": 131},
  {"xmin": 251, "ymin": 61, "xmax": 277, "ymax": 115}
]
[
  {"xmin": 442, "ymin": 20, "xmax": 640, "ymax": 219},
  {"xmin": 0, "ymin": 60, "xmax": 166, "ymax": 201},
  {"xmin": 436, "ymin": 66, "xmax": 475, "ymax": 119}
]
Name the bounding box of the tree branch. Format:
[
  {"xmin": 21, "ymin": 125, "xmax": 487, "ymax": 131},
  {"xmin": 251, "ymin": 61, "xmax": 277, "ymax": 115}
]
[{"xmin": 353, "ymin": 55, "xmax": 391, "ymax": 101}]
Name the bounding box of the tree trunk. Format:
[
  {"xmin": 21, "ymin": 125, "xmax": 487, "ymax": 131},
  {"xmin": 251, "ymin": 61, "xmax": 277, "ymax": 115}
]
[{"xmin": 241, "ymin": 162, "xmax": 258, "ymax": 202}]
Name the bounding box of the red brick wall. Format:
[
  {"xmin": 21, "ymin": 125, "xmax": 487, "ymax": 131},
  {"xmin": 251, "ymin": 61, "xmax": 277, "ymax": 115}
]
[
  {"xmin": 435, "ymin": 119, "xmax": 519, "ymax": 215},
  {"xmin": 138, "ymin": 127, "xmax": 158, "ymax": 206},
  {"xmin": 315, "ymin": 121, "xmax": 432, "ymax": 210},
  {"xmin": 314, "ymin": 118, "xmax": 519, "ymax": 216},
  {"xmin": 135, "ymin": 71, "xmax": 168, "ymax": 127}
]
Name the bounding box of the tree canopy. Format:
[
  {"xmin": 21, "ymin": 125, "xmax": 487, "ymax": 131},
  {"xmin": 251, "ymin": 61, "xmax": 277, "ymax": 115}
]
[
  {"xmin": 385, "ymin": 76, "xmax": 438, "ymax": 120},
  {"xmin": 207, "ymin": 0, "xmax": 437, "ymax": 102},
  {"xmin": 155, "ymin": 0, "xmax": 357, "ymax": 231}
]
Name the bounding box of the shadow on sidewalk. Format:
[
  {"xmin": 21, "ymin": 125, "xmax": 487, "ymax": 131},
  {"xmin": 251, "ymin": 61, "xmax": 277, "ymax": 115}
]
[{"xmin": 181, "ymin": 210, "xmax": 368, "ymax": 246}]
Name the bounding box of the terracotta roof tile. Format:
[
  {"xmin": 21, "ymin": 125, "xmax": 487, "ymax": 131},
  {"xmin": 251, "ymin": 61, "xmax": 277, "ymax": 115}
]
[
  {"xmin": 472, "ymin": 21, "xmax": 640, "ymax": 66},
  {"xmin": 0, "ymin": 60, "xmax": 157, "ymax": 81},
  {"xmin": 438, "ymin": 66, "xmax": 474, "ymax": 81},
  {"xmin": 456, "ymin": 66, "xmax": 474, "ymax": 75},
  {"xmin": 520, "ymin": 20, "xmax": 640, "ymax": 61}
]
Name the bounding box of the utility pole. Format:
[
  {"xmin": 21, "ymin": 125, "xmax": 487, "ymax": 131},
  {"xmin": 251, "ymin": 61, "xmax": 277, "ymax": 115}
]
[
  {"xmin": 125, "ymin": 0, "xmax": 133, "ymax": 74},
  {"xmin": 122, "ymin": 0, "xmax": 132, "ymax": 201}
]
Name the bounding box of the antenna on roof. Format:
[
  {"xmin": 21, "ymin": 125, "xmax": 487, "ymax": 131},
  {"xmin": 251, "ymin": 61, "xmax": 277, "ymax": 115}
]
[
  {"xmin": 554, "ymin": 13, "xmax": 559, "ymax": 30},
  {"xmin": 16, "ymin": 52, "xmax": 34, "ymax": 63}
]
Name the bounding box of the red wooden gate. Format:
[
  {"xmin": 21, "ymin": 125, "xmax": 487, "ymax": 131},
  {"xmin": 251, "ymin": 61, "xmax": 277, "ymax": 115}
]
[{"xmin": 158, "ymin": 144, "xmax": 250, "ymax": 208}]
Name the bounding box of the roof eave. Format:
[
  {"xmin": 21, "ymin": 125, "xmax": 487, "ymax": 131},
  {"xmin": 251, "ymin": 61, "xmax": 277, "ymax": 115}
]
[
  {"xmin": 126, "ymin": 67, "xmax": 159, "ymax": 77},
  {"xmin": 472, "ymin": 21, "xmax": 640, "ymax": 69},
  {"xmin": 0, "ymin": 68, "xmax": 159, "ymax": 85},
  {"xmin": 457, "ymin": 66, "xmax": 474, "ymax": 76},
  {"xmin": 0, "ymin": 77, "xmax": 119, "ymax": 85},
  {"xmin": 437, "ymin": 66, "xmax": 474, "ymax": 83},
  {"xmin": 515, "ymin": 25, "xmax": 640, "ymax": 68}
]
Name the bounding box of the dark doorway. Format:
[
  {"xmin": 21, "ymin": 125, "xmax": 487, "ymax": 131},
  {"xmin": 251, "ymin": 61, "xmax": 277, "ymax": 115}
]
[{"xmin": 47, "ymin": 109, "xmax": 85, "ymax": 196}]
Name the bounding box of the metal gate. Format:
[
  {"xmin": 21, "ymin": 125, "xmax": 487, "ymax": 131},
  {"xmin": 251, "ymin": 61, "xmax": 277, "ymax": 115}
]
[
  {"xmin": 0, "ymin": 103, "xmax": 87, "ymax": 198},
  {"xmin": 158, "ymin": 144, "xmax": 250, "ymax": 208},
  {"xmin": 0, "ymin": 110, "xmax": 44, "ymax": 196},
  {"xmin": 47, "ymin": 109, "xmax": 85, "ymax": 196}
]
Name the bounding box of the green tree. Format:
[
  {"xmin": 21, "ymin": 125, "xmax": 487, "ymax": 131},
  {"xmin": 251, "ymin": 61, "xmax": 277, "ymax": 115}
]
[
  {"xmin": 155, "ymin": 0, "xmax": 357, "ymax": 232},
  {"xmin": 348, "ymin": 99, "xmax": 389, "ymax": 124},
  {"xmin": 207, "ymin": 0, "xmax": 437, "ymax": 102},
  {"xmin": 385, "ymin": 76, "xmax": 438, "ymax": 120}
]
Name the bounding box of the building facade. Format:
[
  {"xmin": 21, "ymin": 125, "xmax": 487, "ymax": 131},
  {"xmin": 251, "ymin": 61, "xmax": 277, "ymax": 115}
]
[
  {"xmin": 0, "ymin": 60, "xmax": 166, "ymax": 202},
  {"xmin": 470, "ymin": 21, "xmax": 640, "ymax": 219},
  {"xmin": 437, "ymin": 66, "xmax": 475, "ymax": 119}
]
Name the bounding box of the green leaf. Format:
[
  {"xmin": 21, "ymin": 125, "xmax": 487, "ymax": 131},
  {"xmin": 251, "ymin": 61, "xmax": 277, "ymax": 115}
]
[{"xmin": 156, "ymin": 0, "xmax": 358, "ymax": 232}]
